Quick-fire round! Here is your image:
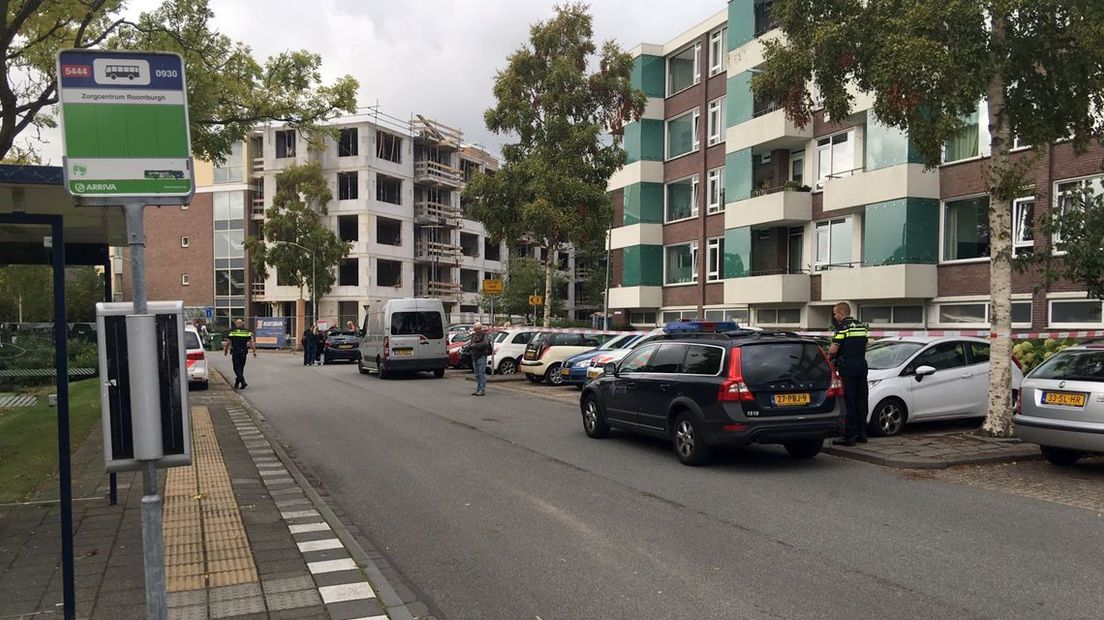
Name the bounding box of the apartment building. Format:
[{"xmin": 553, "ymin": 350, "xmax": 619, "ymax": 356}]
[{"xmin": 606, "ymin": 0, "xmax": 1104, "ymax": 332}]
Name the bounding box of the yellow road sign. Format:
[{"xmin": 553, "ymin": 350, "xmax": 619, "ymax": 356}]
[
  {"xmin": 529, "ymin": 295, "xmax": 544, "ymax": 306},
  {"xmin": 483, "ymin": 279, "xmax": 504, "ymax": 295}
]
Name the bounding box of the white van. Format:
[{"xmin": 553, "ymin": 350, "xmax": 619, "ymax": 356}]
[{"xmin": 358, "ymin": 298, "xmax": 448, "ymax": 379}]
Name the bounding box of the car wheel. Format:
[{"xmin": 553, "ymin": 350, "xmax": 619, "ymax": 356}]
[
  {"xmin": 1040, "ymin": 445, "xmax": 1083, "ymax": 467},
  {"xmin": 581, "ymin": 396, "xmax": 609, "ymax": 438},
  {"xmin": 433, "ymin": 368, "xmax": 445, "ymax": 378},
  {"xmin": 357, "ymin": 358, "xmax": 369, "ymax": 375},
  {"xmin": 526, "ymin": 373, "xmax": 543, "ymax": 384},
  {"xmin": 545, "ymin": 363, "xmax": 563, "ymax": 385},
  {"xmin": 377, "ymin": 358, "xmax": 389, "ymax": 380},
  {"xmin": 783, "ymin": 439, "xmax": 823, "ymax": 459},
  {"xmin": 673, "ymin": 411, "xmax": 712, "ymax": 466},
  {"xmin": 498, "ymin": 358, "xmax": 517, "ymax": 375},
  {"xmin": 868, "ymin": 398, "xmax": 907, "ymax": 437}
]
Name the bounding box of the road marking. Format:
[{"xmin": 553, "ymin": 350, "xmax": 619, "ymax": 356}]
[
  {"xmin": 318, "ymin": 581, "xmax": 375, "ymax": 603},
  {"xmin": 289, "ymin": 522, "xmax": 331, "ymax": 534},
  {"xmin": 308, "ymin": 558, "xmax": 358, "ymax": 574},
  {"xmin": 281, "ymin": 509, "xmax": 320, "ymax": 519},
  {"xmin": 297, "ymin": 538, "xmax": 344, "ymax": 552}
]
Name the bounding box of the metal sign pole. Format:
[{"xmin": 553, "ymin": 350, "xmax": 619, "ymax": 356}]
[
  {"xmin": 49, "ymin": 220, "xmax": 77, "ymax": 620},
  {"xmin": 124, "ymin": 202, "xmax": 167, "ymax": 620}
]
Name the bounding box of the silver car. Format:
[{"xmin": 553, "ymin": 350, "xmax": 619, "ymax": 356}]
[{"xmin": 1015, "ymin": 344, "xmax": 1104, "ymax": 466}]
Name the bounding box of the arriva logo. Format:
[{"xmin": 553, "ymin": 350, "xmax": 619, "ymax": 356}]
[{"xmin": 72, "ymin": 182, "xmax": 117, "ymax": 192}]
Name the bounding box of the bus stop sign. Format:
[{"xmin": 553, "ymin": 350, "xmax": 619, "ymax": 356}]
[{"xmin": 56, "ymin": 49, "xmax": 193, "ymax": 200}]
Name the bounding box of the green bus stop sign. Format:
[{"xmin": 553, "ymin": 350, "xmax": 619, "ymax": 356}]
[{"xmin": 56, "ymin": 49, "xmax": 194, "ymax": 201}]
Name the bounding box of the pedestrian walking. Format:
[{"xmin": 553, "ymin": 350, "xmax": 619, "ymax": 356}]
[
  {"xmin": 469, "ymin": 322, "xmax": 492, "ymax": 396},
  {"xmin": 828, "ymin": 302, "xmax": 869, "ymax": 446},
  {"xmin": 223, "ymin": 319, "xmax": 257, "ymax": 389},
  {"xmin": 302, "ymin": 326, "xmax": 316, "ymax": 366}
]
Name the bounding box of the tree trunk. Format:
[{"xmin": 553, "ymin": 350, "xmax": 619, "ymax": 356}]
[
  {"xmin": 982, "ymin": 12, "xmax": 1014, "ymax": 437},
  {"xmin": 542, "ymin": 248, "xmax": 555, "ymax": 327}
]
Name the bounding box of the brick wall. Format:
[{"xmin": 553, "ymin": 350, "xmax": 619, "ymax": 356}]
[{"xmin": 122, "ymin": 195, "xmax": 214, "ymax": 306}]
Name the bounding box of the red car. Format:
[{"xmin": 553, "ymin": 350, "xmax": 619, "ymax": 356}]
[{"xmin": 447, "ymin": 333, "xmax": 472, "ymax": 368}]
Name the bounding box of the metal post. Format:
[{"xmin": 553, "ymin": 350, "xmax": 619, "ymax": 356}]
[
  {"xmin": 311, "ymin": 254, "xmax": 316, "ymax": 327},
  {"xmin": 123, "ymin": 202, "xmax": 167, "ymax": 620},
  {"xmin": 603, "ymin": 227, "xmax": 612, "ymax": 331},
  {"xmin": 102, "ymin": 256, "xmax": 118, "ymax": 506},
  {"xmin": 490, "ymin": 296, "xmax": 495, "ymax": 326},
  {"xmin": 51, "ymin": 220, "xmax": 76, "ymax": 620}
]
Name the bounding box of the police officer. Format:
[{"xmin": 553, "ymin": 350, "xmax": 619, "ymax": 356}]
[
  {"xmin": 828, "ymin": 302, "xmax": 869, "ymax": 445},
  {"xmin": 223, "ymin": 319, "xmax": 257, "ymax": 389}
]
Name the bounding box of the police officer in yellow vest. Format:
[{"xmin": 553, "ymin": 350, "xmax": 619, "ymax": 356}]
[
  {"xmin": 828, "ymin": 302, "xmax": 869, "ymax": 445},
  {"xmin": 223, "ymin": 319, "xmax": 257, "ymax": 389}
]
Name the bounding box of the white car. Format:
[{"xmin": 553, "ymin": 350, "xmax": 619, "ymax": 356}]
[
  {"xmin": 489, "ymin": 327, "xmax": 545, "ymax": 375},
  {"xmin": 184, "ymin": 326, "xmax": 208, "ymax": 390},
  {"xmin": 864, "ymin": 336, "xmax": 1024, "ymax": 436}
]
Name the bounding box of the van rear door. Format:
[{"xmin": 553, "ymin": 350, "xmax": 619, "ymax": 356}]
[{"xmin": 388, "ymin": 302, "xmax": 445, "ymax": 360}]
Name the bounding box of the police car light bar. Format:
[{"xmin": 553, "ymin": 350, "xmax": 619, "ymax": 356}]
[{"xmin": 662, "ymin": 320, "xmax": 741, "ymax": 334}]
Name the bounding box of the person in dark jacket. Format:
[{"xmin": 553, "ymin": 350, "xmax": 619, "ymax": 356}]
[
  {"xmin": 302, "ymin": 326, "xmax": 316, "ymax": 366},
  {"xmin": 468, "ymin": 322, "xmax": 492, "ymax": 396},
  {"xmin": 828, "ymin": 302, "xmax": 870, "ymax": 446},
  {"xmin": 223, "ymin": 319, "xmax": 256, "ymax": 389}
]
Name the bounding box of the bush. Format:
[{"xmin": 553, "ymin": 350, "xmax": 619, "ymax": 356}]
[{"xmin": 1012, "ymin": 338, "xmax": 1076, "ymax": 373}]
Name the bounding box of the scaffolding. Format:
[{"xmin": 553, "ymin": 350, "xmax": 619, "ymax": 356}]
[{"xmin": 411, "ymin": 115, "xmax": 464, "ymax": 307}]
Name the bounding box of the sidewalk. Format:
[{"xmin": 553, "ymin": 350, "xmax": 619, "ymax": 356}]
[
  {"xmin": 824, "ymin": 430, "xmax": 1040, "ymax": 469},
  {"xmin": 0, "ymin": 371, "xmax": 421, "ymax": 619}
]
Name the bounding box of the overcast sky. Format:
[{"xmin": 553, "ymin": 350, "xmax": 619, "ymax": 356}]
[{"xmin": 29, "ymin": 0, "xmax": 723, "ymax": 164}]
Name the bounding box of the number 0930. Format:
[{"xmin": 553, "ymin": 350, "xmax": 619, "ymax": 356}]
[{"xmin": 155, "ymin": 69, "xmax": 178, "ymax": 78}]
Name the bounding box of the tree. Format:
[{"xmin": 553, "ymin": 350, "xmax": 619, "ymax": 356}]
[
  {"xmin": 1, "ymin": 0, "xmax": 358, "ymax": 162},
  {"xmin": 482, "ymin": 257, "xmax": 565, "ymax": 324},
  {"xmin": 753, "ymin": 0, "xmax": 1104, "ymax": 436},
  {"xmin": 464, "ymin": 3, "xmax": 645, "ymax": 327},
  {"xmin": 0, "ymin": 266, "xmax": 103, "ymax": 322},
  {"xmin": 244, "ymin": 162, "xmax": 349, "ymax": 310},
  {"xmin": 1022, "ymin": 188, "xmax": 1104, "ymax": 301}
]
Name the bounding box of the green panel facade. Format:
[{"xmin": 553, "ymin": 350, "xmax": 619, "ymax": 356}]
[
  {"xmin": 865, "ymin": 113, "xmax": 925, "ymax": 170},
  {"xmin": 728, "ymin": 0, "xmax": 755, "ymax": 50},
  {"xmin": 623, "ymin": 182, "xmax": 664, "ymax": 225},
  {"xmin": 724, "ymin": 227, "xmax": 752, "ymax": 277},
  {"xmin": 63, "ymin": 103, "xmax": 190, "ymax": 158},
  {"xmin": 622, "ymin": 245, "xmax": 663, "ymax": 287},
  {"xmin": 726, "ymin": 72, "xmax": 754, "ymax": 127},
  {"xmin": 631, "ymin": 54, "xmax": 665, "ymax": 98},
  {"xmin": 725, "ymin": 149, "xmax": 753, "ymax": 204},
  {"xmin": 623, "ymin": 119, "xmax": 665, "ymax": 164},
  {"xmin": 863, "ymin": 198, "xmax": 939, "ymax": 266}
]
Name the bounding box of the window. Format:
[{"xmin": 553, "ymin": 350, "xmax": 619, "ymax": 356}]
[
  {"xmin": 338, "ymin": 301, "xmax": 358, "ymax": 328},
  {"xmin": 667, "ymin": 43, "xmax": 700, "ymax": 95},
  {"xmin": 814, "ymin": 217, "xmax": 851, "ymax": 269},
  {"xmin": 376, "ymin": 131, "xmax": 402, "ymax": 163},
  {"xmin": 215, "ymin": 269, "xmax": 245, "ymax": 296},
  {"xmin": 942, "ymin": 196, "xmax": 990, "ymax": 261},
  {"xmin": 1031, "ymin": 350, "xmax": 1104, "ymax": 381},
  {"xmin": 376, "ymin": 174, "xmax": 402, "ymax": 204},
  {"xmin": 790, "ymin": 152, "xmax": 804, "ymax": 186},
  {"xmin": 664, "ymin": 243, "xmax": 697, "ymax": 285},
  {"xmin": 338, "ymin": 258, "xmax": 358, "ymax": 286},
  {"xmin": 1012, "ymin": 196, "xmax": 1034, "ymax": 256},
  {"xmin": 968, "ymin": 342, "xmax": 990, "ymax": 364},
  {"xmin": 649, "ymin": 344, "xmax": 687, "ymax": 373},
  {"xmin": 376, "ymin": 259, "xmax": 402, "ymax": 287},
  {"xmin": 511, "ymin": 332, "xmax": 535, "ymax": 344},
  {"xmin": 213, "ymin": 142, "xmax": 244, "ymax": 183},
  {"xmin": 180, "ymin": 235, "xmax": 190, "ymax": 248},
  {"xmin": 815, "ymin": 130, "xmax": 854, "ymax": 187},
  {"xmin": 459, "ymin": 233, "xmax": 480, "ymax": 258},
  {"xmin": 628, "ymin": 311, "xmax": 657, "ymax": 326},
  {"xmin": 1049, "ymin": 300, "xmax": 1104, "ymax": 326},
  {"xmin": 181, "ymin": 273, "xmax": 190, "ymax": 286},
  {"xmin": 459, "ymin": 269, "xmax": 479, "ymax": 293},
  {"xmin": 338, "ymin": 215, "xmax": 358, "ymax": 242},
  {"xmin": 1054, "ymin": 175, "xmax": 1104, "ymax": 250},
  {"xmin": 706, "ymin": 168, "xmax": 724, "ymax": 213},
  {"xmin": 707, "ymin": 237, "xmax": 724, "ymax": 282},
  {"xmin": 707, "ymin": 97, "xmax": 725, "ymax": 145},
  {"xmin": 484, "ymin": 239, "xmax": 501, "ymax": 261},
  {"xmin": 756, "ymin": 307, "xmax": 801, "ymax": 325},
  {"xmin": 936, "ymin": 301, "xmax": 1032, "ymax": 326},
  {"xmin": 275, "ymin": 129, "xmax": 296, "ymax": 158},
  {"xmin": 666, "ymin": 109, "xmax": 700, "ymax": 159},
  {"xmin": 376, "ymin": 217, "xmax": 402, "ymax": 246},
  {"xmin": 338, "ymin": 128, "xmax": 358, "ymax": 157},
  {"xmin": 621, "ymin": 345, "xmax": 657, "ymax": 373},
  {"xmin": 708, "ymin": 27, "xmax": 727, "ymax": 76},
  {"xmin": 704, "ymin": 308, "xmax": 749, "ymax": 323},
  {"xmin": 787, "ymin": 226, "xmax": 804, "ymax": 273},
  {"xmin": 908, "ymin": 342, "xmax": 968, "ymax": 373},
  {"xmin": 665, "ymin": 175, "xmax": 699, "ymax": 221},
  {"xmin": 944, "ymin": 108, "xmax": 980, "ymax": 163},
  {"xmin": 662, "ymin": 310, "xmax": 698, "ymax": 323},
  {"xmin": 390, "ymin": 311, "xmax": 444, "ymax": 339},
  {"xmin": 338, "ymin": 171, "xmax": 358, "ymax": 200},
  {"xmin": 860, "ymin": 305, "xmax": 923, "ymax": 325}
]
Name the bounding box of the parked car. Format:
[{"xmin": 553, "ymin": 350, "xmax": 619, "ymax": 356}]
[
  {"xmin": 447, "ymin": 333, "xmax": 472, "ymax": 368},
  {"xmin": 490, "ymin": 327, "xmax": 544, "ymax": 375},
  {"xmin": 520, "ymin": 332, "xmax": 612, "ymax": 385},
  {"xmin": 580, "ymin": 324, "xmax": 843, "ymax": 465},
  {"xmin": 358, "ymin": 298, "xmax": 447, "ymax": 378},
  {"xmin": 320, "ymin": 330, "xmax": 360, "ymax": 365},
  {"xmin": 561, "ymin": 332, "xmax": 647, "ymax": 386},
  {"xmin": 1015, "ymin": 344, "xmax": 1104, "ymax": 466},
  {"xmin": 864, "ymin": 336, "xmax": 1024, "ymax": 436},
  {"xmin": 184, "ymin": 326, "xmax": 208, "ymax": 390},
  {"xmin": 582, "ymin": 325, "xmax": 762, "ymax": 382}
]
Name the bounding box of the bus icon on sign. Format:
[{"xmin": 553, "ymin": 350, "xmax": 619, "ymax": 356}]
[
  {"xmin": 105, "ymin": 64, "xmax": 141, "ymax": 80},
  {"xmin": 92, "ymin": 58, "xmax": 151, "ymax": 86}
]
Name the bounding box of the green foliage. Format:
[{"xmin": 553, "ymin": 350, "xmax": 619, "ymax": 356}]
[
  {"xmin": 1018, "ymin": 189, "xmax": 1104, "ymax": 300},
  {"xmin": 464, "ymin": 3, "xmax": 646, "ymax": 325},
  {"xmin": 244, "ymin": 162, "xmax": 349, "ymax": 301},
  {"xmin": 0, "ymin": 0, "xmax": 358, "ymax": 162},
  {"xmin": 0, "ymin": 266, "xmax": 103, "ymax": 323},
  {"xmin": 482, "ymin": 258, "xmax": 565, "ymax": 322},
  {"xmin": 1012, "ymin": 338, "xmax": 1076, "ymax": 373}
]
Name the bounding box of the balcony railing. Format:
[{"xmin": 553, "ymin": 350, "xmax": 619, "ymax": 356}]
[
  {"xmin": 415, "ymin": 240, "xmax": 462, "ymax": 262},
  {"xmin": 414, "ymin": 200, "xmax": 462, "ymax": 225},
  {"xmin": 414, "ymin": 280, "xmax": 462, "ymax": 299},
  {"xmin": 250, "ymin": 157, "xmax": 264, "ymax": 176},
  {"xmin": 414, "ymin": 160, "xmax": 462, "ymax": 187},
  {"xmin": 251, "ymin": 197, "xmax": 266, "ymax": 219},
  {"xmin": 250, "ymin": 282, "xmax": 265, "ymax": 298}
]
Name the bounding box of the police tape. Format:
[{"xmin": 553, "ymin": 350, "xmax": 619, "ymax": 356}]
[{"xmin": 799, "ymin": 329, "xmax": 1104, "ymax": 340}]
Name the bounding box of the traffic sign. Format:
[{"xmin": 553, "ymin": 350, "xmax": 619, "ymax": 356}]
[
  {"xmin": 56, "ymin": 49, "xmax": 194, "ymax": 200},
  {"xmin": 529, "ymin": 295, "xmax": 543, "ymax": 306},
  {"xmin": 483, "ymin": 279, "xmax": 504, "ymax": 295}
]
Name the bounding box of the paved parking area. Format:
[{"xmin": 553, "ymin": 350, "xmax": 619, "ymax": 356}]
[{"xmin": 927, "ymin": 457, "xmax": 1104, "ymax": 514}]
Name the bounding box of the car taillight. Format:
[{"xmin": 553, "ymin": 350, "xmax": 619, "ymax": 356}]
[
  {"xmin": 718, "ymin": 348, "xmax": 755, "ymax": 402},
  {"xmin": 1015, "ymin": 390, "xmax": 1023, "ymax": 416},
  {"xmin": 818, "ymin": 348, "xmax": 844, "ymax": 398},
  {"xmin": 383, "ymin": 336, "xmax": 390, "ymax": 359},
  {"xmin": 187, "ymin": 350, "xmax": 204, "ymax": 362}
]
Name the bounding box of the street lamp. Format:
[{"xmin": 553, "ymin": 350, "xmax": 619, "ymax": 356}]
[{"xmin": 272, "ymin": 240, "xmax": 316, "ymax": 326}]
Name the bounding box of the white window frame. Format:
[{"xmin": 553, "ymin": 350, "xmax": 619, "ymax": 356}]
[
  {"xmin": 1047, "ymin": 298, "xmax": 1104, "ymax": 328},
  {"xmin": 663, "ymin": 242, "xmax": 698, "ymax": 286},
  {"xmin": 180, "ymin": 273, "xmax": 190, "ymax": 286},
  {"xmin": 706, "ymin": 168, "xmax": 724, "ymax": 213},
  {"xmin": 707, "ymin": 97, "xmax": 725, "ymax": 146},
  {"xmin": 939, "ymin": 193, "xmax": 991, "ymax": 264},
  {"xmin": 932, "ymin": 300, "xmax": 1033, "ymax": 328},
  {"xmin": 815, "ymin": 129, "xmax": 855, "ymax": 188},
  {"xmin": 789, "ymin": 152, "xmax": 805, "ymax": 186},
  {"xmin": 859, "ymin": 304, "xmax": 925, "ymax": 327},
  {"xmin": 1052, "ymin": 174, "xmax": 1104, "ymax": 254},
  {"xmin": 707, "ymin": 237, "xmax": 723, "ymax": 282},
  {"xmin": 180, "ymin": 235, "xmax": 190, "ymax": 248},
  {"xmin": 664, "ymin": 174, "xmax": 699, "ymax": 223},
  {"xmin": 628, "ymin": 311, "xmax": 658, "ymax": 326},
  {"xmin": 814, "ymin": 217, "xmax": 851, "ymax": 270},
  {"xmin": 666, "ymin": 42, "xmax": 701, "ymax": 97},
  {"xmin": 665, "ymin": 108, "xmax": 700, "ymax": 160},
  {"xmin": 755, "ymin": 307, "xmax": 802, "ymax": 326},
  {"xmin": 1012, "ymin": 196, "xmax": 1035, "ymax": 257},
  {"xmin": 709, "ymin": 27, "xmax": 727, "ymax": 76}
]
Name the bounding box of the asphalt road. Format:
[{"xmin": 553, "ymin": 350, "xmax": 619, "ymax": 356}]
[{"xmin": 212, "ymin": 352, "xmax": 1104, "ymax": 620}]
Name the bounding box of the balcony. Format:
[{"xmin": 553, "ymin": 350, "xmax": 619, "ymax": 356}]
[
  {"xmin": 608, "ymin": 286, "xmax": 663, "ymax": 309},
  {"xmin": 414, "ymin": 160, "xmax": 462, "ymax": 188},
  {"xmin": 415, "ymin": 240, "xmax": 461, "ymax": 263},
  {"xmin": 250, "ymin": 197, "xmax": 265, "ymax": 219},
  {"xmin": 250, "ymin": 282, "xmax": 265, "ymax": 300},
  {"xmin": 725, "ymin": 186, "xmax": 812, "ymax": 229},
  {"xmin": 415, "ymin": 280, "xmax": 462, "ymax": 300},
  {"xmin": 819, "ymin": 263, "xmax": 937, "ymax": 300},
  {"xmin": 250, "ymin": 157, "xmax": 264, "ymax": 177},
  {"xmin": 727, "ymin": 107, "xmax": 812, "ymax": 153},
  {"xmin": 724, "ymin": 272, "xmax": 810, "ymax": 305},
  {"xmin": 415, "ymin": 200, "xmax": 462, "ymax": 226},
  {"xmin": 608, "ymin": 223, "xmax": 663, "ymax": 250},
  {"xmin": 822, "ymin": 164, "xmax": 940, "ymax": 212}
]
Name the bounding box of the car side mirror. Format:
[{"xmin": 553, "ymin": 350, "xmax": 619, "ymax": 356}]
[
  {"xmin": 603, "ymin": 362, "xmax": 617, "ymax": 377},
  {"xmin": 914, "ymin": 365, "xmax": 936, "ymax": 381}
]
